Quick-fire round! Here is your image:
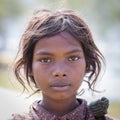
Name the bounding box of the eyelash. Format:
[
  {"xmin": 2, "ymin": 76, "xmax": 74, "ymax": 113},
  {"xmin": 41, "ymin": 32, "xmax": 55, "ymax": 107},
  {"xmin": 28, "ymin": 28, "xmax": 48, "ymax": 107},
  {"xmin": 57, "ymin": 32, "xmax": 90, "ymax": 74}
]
[
  {"xmin": 39, "ymin": 56, "xmax": 80, "ymax": 63},
  {"xmin": 68, "ymin": 56, "xmax": 80, "ymax": 61},
  {"xmin": 39, "ymin": 58, "xmax": 52, "ymax": 63}
]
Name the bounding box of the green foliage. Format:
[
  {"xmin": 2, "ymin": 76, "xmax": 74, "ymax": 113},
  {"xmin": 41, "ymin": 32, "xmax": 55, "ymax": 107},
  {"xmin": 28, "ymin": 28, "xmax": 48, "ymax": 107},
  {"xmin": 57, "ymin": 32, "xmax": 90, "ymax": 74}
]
[
  {"xmin": 0, "ymin": 0, "xmax": 23, "ymax": 19},
  {"xmin": 0, "ymin": 69, "xmax": 22, "ymax": 91},
  {"xmin": 0, "ymin": 69, "xmax": 12, "ymax": 88},
  {"xmin": 109, "ymin": 102, "xmax": 120, "ymax": 119},
  {"xmin": 0, "ymin": 0, "xmax": 24, "ymax": 33}
]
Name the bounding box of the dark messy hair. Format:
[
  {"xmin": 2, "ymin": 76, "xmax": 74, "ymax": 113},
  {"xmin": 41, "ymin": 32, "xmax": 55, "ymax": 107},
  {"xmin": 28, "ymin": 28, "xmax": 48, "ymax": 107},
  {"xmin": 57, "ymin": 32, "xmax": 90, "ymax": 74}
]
[{"xmin": 14, "ymin": 9, "xmax": 105, "ymax": 93}]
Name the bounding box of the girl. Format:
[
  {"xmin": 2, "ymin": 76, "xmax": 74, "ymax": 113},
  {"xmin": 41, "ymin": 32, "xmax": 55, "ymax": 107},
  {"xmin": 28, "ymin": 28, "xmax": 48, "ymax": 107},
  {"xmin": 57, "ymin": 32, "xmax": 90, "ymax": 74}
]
[{"xmin": 11, "ymin": 9, "xmax": 113, "ymax": 120}]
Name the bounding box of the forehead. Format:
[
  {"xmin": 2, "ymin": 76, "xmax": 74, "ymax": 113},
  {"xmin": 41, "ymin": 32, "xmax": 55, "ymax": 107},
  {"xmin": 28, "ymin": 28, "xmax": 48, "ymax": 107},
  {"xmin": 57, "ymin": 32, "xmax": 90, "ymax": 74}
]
[{"xmin": 33, "ymin": 31, "xmax": 83, "ymax": 53}]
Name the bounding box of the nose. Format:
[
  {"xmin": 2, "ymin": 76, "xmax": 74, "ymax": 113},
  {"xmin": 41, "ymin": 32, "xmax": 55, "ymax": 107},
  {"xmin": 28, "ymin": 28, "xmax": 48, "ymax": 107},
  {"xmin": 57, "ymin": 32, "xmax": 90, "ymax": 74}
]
[{"xmin": 52, "ymin": 62, "xmax": 67, "ymax": 78}]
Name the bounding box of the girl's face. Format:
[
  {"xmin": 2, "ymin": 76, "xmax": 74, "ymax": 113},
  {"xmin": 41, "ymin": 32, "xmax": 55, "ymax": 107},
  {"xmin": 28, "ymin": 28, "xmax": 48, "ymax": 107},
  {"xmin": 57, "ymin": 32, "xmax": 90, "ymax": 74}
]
[{"xmin": 32, "ymin": 31, "xmax": 86, "ymax": 101}]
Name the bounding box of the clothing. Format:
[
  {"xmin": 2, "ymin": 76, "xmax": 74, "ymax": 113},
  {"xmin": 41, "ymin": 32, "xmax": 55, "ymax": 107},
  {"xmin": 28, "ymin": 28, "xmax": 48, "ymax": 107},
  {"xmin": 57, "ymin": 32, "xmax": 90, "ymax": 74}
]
[{"xmin": 10, "ymin": 99, "xmax": 113, "ymax": 120}]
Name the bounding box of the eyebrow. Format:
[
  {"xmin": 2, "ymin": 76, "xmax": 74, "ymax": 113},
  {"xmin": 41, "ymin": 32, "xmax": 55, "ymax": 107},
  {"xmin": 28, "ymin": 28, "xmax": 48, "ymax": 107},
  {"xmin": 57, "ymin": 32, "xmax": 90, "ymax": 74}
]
[
  {"xmin": 65, "ymin": 49, "xmax": 82, "ymax": 55},
  {"xmin": 35, "ymin": 49, "xmax": 82, "ymax": 56},
  {"xmin": 35, "ymin": 51, "xmax": 54, "ymax": 56}
]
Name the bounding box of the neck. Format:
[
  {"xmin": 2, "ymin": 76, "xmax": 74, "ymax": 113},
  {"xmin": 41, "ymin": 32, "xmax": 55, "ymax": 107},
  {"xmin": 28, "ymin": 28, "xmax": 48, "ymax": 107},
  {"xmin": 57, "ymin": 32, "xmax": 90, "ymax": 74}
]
[{"xmin": 40, "ymin": 96, "xmax": 79, "ymax": 116}]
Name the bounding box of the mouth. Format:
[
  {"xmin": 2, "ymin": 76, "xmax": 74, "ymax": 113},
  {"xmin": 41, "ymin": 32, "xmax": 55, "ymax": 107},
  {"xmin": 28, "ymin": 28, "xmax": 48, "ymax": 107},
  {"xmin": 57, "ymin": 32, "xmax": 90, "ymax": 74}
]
[{"xmin": 50, "ymin": 83, "xmax": 71, "ymax": 91}]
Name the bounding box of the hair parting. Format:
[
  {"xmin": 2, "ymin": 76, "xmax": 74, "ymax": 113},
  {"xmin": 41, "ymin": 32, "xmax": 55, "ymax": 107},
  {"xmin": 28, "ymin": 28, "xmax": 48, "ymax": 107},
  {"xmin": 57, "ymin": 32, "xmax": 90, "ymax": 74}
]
[{"xmin": 13, "ymin": 9, "xmax": 105, "ymax": 95}]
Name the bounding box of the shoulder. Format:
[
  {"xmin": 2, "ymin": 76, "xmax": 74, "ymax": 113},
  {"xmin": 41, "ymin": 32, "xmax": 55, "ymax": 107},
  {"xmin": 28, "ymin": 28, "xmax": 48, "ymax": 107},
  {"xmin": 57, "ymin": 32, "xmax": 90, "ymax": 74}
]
[
  {"xmin": 95, "ymin": 116, "xmax": 114, "ymax": 120},
  {"xmin": 9, "ymin": 100, "xmax": 40, "ymax": 120},
  {"xmin": 9, "ymin": 113, "xmax": 32, "ymax": 120},
  {"xmin": 87, "ymin": 97, "xmax": 114, "ymax": 120},
  {"xmin": 105, "ymin": 116, "xmax": 114, "ymax": 120}
]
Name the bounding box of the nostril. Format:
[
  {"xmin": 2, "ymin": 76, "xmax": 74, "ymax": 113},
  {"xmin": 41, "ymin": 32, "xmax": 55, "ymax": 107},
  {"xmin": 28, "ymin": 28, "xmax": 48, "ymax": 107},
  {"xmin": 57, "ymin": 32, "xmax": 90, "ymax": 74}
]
[
  {"xmin": 55, "ymin": 74, "xmax": 59, "ymax": 77},
  {"xmin": 63, "ymin": 74, "xmax": 66, "ymax": 77},
  {"xmin": 54, "ymin": 73, "xmax": 67, "ymax": 77}
]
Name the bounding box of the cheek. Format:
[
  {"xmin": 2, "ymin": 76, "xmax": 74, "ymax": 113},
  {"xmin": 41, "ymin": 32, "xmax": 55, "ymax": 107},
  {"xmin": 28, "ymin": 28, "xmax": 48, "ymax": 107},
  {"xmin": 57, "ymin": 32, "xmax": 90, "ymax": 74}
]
[
  {"xmin": 72, "ymin": 61, "xmax": 86, "ymax": 83},
  {"xmin": 75, "ymin": 60, "xmax": 86, "ymax": 75},
  {"xmin": 33, "ymin": 72, "xmax": 47, "ymax": 89},
  {"xmin": 32, "ymin": 63, "xmax": 44, "ymax": 86}
]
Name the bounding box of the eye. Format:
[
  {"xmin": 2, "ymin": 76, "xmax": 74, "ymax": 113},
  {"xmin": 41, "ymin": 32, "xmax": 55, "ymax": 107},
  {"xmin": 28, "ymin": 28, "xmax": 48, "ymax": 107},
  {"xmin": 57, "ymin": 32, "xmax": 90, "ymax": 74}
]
[
  {"xmin": 39, "ymin": 58, "xmax": 52, "ymax": 63},
  {"xmin": 68, "ymin": 56, "xmax": 80, "ymax": 61}
]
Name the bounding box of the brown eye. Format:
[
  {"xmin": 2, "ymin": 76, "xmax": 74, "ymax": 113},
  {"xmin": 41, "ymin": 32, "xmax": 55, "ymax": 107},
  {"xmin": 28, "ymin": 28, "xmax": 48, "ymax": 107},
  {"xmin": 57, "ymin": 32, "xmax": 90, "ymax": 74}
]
[
  {"xmin": 39, "ymin": 58, "xmax": 52, "ymax": 63},
  {"xmin": 68, "ymin": 56, "xmax": 80, "ymax": 61}
]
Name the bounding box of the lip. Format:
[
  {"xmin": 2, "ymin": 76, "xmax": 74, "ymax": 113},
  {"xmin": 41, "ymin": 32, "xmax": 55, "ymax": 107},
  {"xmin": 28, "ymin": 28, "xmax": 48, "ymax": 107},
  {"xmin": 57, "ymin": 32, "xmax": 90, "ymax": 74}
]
[{"xmin": 50, "ymin": 83, "xmax": 71, "ymax": 91}]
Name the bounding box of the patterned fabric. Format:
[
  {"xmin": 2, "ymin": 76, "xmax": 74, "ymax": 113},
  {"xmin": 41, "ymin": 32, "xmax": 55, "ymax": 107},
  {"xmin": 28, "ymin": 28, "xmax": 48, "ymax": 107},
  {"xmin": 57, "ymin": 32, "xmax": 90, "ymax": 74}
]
[{"xmin": 10, "ymin": 99, "xmax": 113, "ymax": 120}]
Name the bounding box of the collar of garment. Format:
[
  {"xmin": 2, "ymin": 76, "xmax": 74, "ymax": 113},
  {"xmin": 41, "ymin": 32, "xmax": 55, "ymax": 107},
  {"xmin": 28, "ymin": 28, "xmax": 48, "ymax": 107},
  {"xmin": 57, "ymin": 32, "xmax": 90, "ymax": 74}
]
[{"xmin": 29, "ymin": 98, "xmax": 95, "ymax": 120}]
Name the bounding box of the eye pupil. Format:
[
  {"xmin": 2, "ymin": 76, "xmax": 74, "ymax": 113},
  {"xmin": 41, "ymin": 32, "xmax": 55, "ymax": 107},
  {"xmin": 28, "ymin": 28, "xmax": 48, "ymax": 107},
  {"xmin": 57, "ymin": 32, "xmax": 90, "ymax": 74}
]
[
  {"xmin": 40, "ymin": 58, "xmax": 51, "ymax": 63},
  {"xmin": 69, "ymin": 56, "xmax": 79, "ymax": 61}
]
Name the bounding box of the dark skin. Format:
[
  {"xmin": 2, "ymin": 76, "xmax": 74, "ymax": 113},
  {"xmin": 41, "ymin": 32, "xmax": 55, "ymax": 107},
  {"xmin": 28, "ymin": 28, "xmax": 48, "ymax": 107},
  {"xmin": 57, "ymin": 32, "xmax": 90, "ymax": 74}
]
[
  {"xmin": 32, "ymin": 31, "xmax": 86, "ymax": 116},
  {"xmin": 40, "ymin": 95, "xmax": 80, "ymax": 116}
]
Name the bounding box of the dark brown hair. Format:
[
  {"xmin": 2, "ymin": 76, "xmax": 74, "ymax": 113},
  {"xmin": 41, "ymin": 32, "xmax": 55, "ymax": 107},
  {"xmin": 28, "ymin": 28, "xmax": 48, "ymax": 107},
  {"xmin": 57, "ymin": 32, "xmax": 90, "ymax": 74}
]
[{"xmin": 14, "ymin": 9, "xmax": 105, "ymax": 93}]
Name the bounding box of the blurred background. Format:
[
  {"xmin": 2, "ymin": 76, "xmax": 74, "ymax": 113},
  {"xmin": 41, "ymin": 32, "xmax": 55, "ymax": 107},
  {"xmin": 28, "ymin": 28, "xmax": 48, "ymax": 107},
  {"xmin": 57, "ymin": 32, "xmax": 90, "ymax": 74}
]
[{"xmin": 0, "ymin": 0, "xmax": 120, "ymax": 119}]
